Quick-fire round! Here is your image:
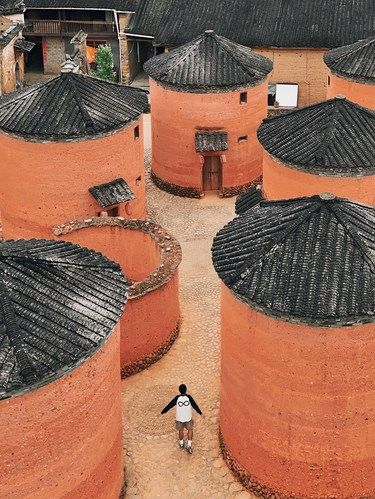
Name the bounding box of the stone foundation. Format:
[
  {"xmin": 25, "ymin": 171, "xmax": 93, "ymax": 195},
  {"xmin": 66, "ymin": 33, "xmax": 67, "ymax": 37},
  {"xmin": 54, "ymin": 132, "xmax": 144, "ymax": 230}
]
[
  {"xmin": 221, "ymin": 176, "xmax": 262, "ymax": 197},
  {"xmin": 151, "ymin": 170, "xmax": 202, "ymax": 198}
]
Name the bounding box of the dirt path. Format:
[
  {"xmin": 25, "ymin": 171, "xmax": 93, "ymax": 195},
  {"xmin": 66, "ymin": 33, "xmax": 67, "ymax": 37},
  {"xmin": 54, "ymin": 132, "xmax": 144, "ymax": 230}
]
[{"xmin": 122, "ymin": 119, "xmax": 255, "ymax": 498}]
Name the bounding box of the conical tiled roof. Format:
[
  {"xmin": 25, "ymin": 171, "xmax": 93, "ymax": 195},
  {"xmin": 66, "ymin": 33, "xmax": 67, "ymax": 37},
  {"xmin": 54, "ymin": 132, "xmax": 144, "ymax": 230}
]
[
  {"xmin": 0, "ymin": 239, "xmax": 128, "ymax": 400},
  {"xmin": 212, "ymin": 195, "xmax": 375, "ymax": 326},
  {"xmin": 257, "ymin": 97, "xmax": 375, "ymax": 176},
  {"xmin": 0, "ymin": 72, "xmax": 149, "ymax": 140},
  {"xmin": 144, "ymin": 30, "xmax": 273, "ymax": 92},
  {"xmin": 324, "ymin": 36, "xmax": 375, "ymax": 83}
]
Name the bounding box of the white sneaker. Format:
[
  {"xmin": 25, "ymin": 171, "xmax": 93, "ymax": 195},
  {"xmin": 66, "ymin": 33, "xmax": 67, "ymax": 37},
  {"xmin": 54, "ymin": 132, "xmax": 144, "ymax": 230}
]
[
  {"xmin": 186, "ymin": 445, "xmax": 193, "ymax": 454},
  {"xmin": 179, "ymin": 441, "xmax": 184, "ymax": 449}
]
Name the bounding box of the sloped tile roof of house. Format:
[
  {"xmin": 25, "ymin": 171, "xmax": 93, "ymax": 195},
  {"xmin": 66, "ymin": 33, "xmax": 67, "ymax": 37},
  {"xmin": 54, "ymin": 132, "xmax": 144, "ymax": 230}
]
[
  {"xmin": 127, "ymin": 0, "xmax": 375, "ymax": 48},
  {"xmin": 0, "ymin": 0, "xmax": 25, "ymax": 14},
  {"xmin": 144, "ymin": 31, "xmax": 273, "ymax": 91},
  {"xmin": 324, "ymin": 36, "xmax": 375, "ymax": 83},
  {"xmin": 0, "ymin": 239, "xmax": 128, "ymax": 400},
  {"xmin": 257, "ymin": 97, "xmax": 375, "ymax": 176},
  {"xmin": 212, "ymin": 195, "xmax": 375, "ymax": 326},
  {"xmin": 24, "ymin": 0, "xmax": 137, "ymax": 12},
  {"xmin": 89, "ymin": 178, "xmax": 135, "ymax": 208},
  {"xmin": 0, "ymin": 72, "xmax": 149, "ymax": 140},
  {"xmin": 195, "ymin": 131, "xmax": 228, "ymax": 152}
]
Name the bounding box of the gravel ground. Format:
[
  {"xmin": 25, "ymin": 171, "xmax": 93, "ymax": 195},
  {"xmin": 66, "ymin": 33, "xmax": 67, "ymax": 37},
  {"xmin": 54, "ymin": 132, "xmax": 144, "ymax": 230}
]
[{"xmin": 122, "ymin": 117, "xmax": 256, "ymax": 498}]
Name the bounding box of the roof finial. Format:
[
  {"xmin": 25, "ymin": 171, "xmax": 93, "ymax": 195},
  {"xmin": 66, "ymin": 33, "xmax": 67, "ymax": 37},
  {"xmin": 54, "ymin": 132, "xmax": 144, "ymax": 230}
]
[
  {"xmin": 335, "ymin": 94, "xmax": 346, "ymax": 100},
  {"xmin": 61, "ymin": 55, "xmax": 81, "ymax": 74},
  {"xmin": 204, "ymin": 29, "xmax": 214, "ymax": 34},
  {"xmin": 319, "ymin": 192, "xmax": 336, "ymax": 201}
]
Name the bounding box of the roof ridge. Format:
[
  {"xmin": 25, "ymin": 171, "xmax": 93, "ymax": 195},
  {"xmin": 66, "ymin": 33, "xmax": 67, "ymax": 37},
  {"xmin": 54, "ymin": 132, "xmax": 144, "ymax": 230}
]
[
  {"xmin": 0, "ymin": 268, "xmax": 39, "ymax": 383},
  {"xmin": 212, "ymin": 32, "xmax": 257, "ymax": 78},
  {"xmin": 157, "ymin": 34, "xmax": 203, "ymax": 80},
  {"xmin": 313, "ymin": 98, "xmax": 344, "ymax": 164},
  {"xmin": 66, "ymin": 74, "xmax": 95, "ymax": 130},
  {"xmin": 226, "ymin": 199, "xmax": 322, "ymax": 286},
  {"xmin": 328, "ymin": 202, "xmax": 375, "ymax": 274}
]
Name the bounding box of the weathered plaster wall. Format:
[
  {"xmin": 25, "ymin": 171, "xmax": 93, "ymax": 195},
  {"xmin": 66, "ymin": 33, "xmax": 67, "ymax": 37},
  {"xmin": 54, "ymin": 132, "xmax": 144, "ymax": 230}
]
[
  {"xmin": 262, "ymin": 152, "xmax": 375, "ymax": 205},
  {"xmin": 150, "ymin": 78, "xmax": 268, "ymax": 196},
  {"xmin": 0, "ymin": 118, "xmax": 146, "ymax": 240},
  {"xmin": 327, "ymin": 72, "xmax": 375, "ymax": 110},
  {"xmin": 254, "ymin": 47, "xmax": 328, "ymax": 107},
  {"xmin": 0, "ymin": 36, "xmax": 25, "ymax": 94},
  {"xmin": 220, "ymin": 284, "xmax": 375, "ymax": 498},
  {"xmin": 0, "ymin": 326, "xmax": 124, "ymax": 498}
]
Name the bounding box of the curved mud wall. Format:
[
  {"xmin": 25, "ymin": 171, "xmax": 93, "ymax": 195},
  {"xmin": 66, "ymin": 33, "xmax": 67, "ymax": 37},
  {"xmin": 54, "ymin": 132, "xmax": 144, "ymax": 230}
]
[
  {"xmin": 327, "ymin": 72, "xmax": 375, "ymax": 110},
  {"xmin": 0, "ymin": 326, "xmax": 124, "ymax": 499},
  {"xmin": 220, "ymin": 284, "xmax": 375, "ymax": 498},
  {"xmin": 149, "ymin": 78, "xmax": 268, "ymax": 196},
  {"xmin": 262, "ymin": 152, "xmax": 375, "ymax": 205},
  {"xmin": 55, "ymin": 218, "xmax": 181, "ymax": 377},
  {"xmin": 0, "ymin": 119, "xmax": 146, "ymax": 240}
]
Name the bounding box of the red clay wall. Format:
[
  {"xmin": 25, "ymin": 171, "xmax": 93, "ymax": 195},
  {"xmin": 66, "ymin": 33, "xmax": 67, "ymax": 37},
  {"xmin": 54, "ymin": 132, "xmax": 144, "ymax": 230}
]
[
  {"xmin": 56, "ymin": 221, "xmax": 181, "ymax": 377},
  {"xmin": 0, "ymin": 119, "xmax": 146, "ymax": 240},
  {"xmin": 220, "ymin": 284, "xmax": 375, "ymax": 498},
  {"xmin": 327, "ymin": 72, "xmax": 375, "ymax": 110},
  {"xmin": 262, "ymin": 152, "xmax": 375, "ymax": 205},
  {"xmin": 150, "ymin": 78, "xmax": 268, "ymax": 193},
  {"xmin": 0, "ymin": 325, "xmax": 124, "ymax": 499}
]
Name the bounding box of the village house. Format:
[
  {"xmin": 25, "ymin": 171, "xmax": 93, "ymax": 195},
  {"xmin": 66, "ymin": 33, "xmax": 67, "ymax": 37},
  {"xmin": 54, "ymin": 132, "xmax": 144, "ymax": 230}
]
[
  {"xmin": 0, "ymin": 0, "xmax": 34, "ymax": 94},
  {"xmin": 124, "ymin": 0, "xmax": 374, "ymax": 107},
  {"xmin": 23, "ymin": 0, "xmax": 137, "ymax": 78},
  {"xmin": 0, "ymin": 238, "xmax": 128, "ymax": 498},
  {"xmin": 144, "ymin": 30, "xmax": 273, "ymax": 197},
  {"xmin": 324, "ymin": 36, "xmax": 375, "ymax": 109},
  {"xmin": 212, "ymin": 195, "xmax": 375, "ymax": 498}
]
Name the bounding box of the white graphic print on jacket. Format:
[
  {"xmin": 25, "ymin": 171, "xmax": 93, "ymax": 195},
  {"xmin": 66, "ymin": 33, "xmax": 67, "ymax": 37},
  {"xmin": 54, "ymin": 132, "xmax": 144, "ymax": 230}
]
[{"xmin": 176, "ymin": 395, "xmax": 192, "ymax": 422}]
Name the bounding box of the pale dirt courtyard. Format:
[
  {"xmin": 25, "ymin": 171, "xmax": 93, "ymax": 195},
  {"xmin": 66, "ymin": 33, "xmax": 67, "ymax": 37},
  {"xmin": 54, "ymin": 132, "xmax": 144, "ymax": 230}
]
[{"xmin": 122, "ymin": 116, "xmax": 256, "ymax": 498}]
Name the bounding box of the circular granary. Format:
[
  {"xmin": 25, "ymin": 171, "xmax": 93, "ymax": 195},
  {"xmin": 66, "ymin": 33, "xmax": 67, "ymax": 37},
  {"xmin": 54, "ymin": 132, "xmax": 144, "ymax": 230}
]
[
  {"xmin": 0, "ymin": 65, "xmax": 149, "ymax": 240},
  {"xmin": 212, "ymin": 194, "xmax": 375, "ymax": 498},
  {"xmin": 53, "ymin": 216, "xmax": 182, "ymax": 377},
  {"xmin": 324, "ymin": 36, "xmax": 375, "ymax": 109},
  {"xmin": 144, "ymin": 30, "xmax": 273, "ymax": 198},
  {"xmin": 0, "ymin": 239, "xmax": 128, "ymax": 498},
  {"xmin": 257, "ymin": 97, "xmax": 375, "ymax": 205}
]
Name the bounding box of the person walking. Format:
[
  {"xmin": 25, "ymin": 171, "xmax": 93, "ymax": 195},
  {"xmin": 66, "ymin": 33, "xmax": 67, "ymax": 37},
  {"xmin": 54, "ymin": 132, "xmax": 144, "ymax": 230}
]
[{"xmin": 161, "ymin": 384, "xmax": 202, "ymax": 454}]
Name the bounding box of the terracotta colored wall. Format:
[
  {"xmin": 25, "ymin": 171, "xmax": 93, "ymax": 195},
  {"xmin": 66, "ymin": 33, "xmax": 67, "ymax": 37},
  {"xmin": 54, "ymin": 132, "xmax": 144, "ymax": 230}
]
[
  {"xmin": 0, "ymin": 119, "xmax": 146, "ymax": 240},
  {"xmin": 121, "ymin": 271, "xmax": 180, "ymax": 371},
  {"xmin": 57, "ymin": 225, "xmax": 180, "ymax": 375},
  {"xmin": 262, "ymin": 152, "xmax": 375, "ymax": 205},
  {"xmin": 254, "ymin": 47, "xmax": 328, "ymax": 107},
  {"xmin": 0, "ymin": 326, "xmax": 124, "ymax": 499},
  {"xmin": 327, "ymin": 72, "xmax": 375, "ymax": 110},
  {"xmin": 61, "ymin": 225, "xmax": 160, "ymax": 282},
  {"xmin": 220, "ymin": 284, "xmax": 375, "ymax": 498},
  {"xmin": 150, "ymin": 78, "xmax": 268, "ymax": 191}
]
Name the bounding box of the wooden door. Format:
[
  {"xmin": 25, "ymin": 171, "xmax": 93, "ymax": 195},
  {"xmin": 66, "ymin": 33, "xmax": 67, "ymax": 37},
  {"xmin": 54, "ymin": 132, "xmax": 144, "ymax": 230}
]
[{"xmin": 203, "ymin": 156, "xmax": 221, "ymax": 192}]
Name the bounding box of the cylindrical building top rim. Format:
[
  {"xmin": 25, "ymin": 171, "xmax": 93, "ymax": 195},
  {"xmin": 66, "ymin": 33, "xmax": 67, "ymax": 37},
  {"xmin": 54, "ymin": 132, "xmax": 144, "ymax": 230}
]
[
  {"xmin": 0, "ymin": 72, "xmax": 149, "ymax": 142},
  {"xmin": 0, "ymin": 239, "xmax": 128, "ymax": 401},
  {"xmin": 212, "ymin": 195, "xmax": 375, "ymax": 327},
  {"xmin": 144, "ymin": 30, "xmax": 273, "ymax": 93},
  {"xmin": 257, "ymin": 97, "xmax": 375, "ymax": 177}
]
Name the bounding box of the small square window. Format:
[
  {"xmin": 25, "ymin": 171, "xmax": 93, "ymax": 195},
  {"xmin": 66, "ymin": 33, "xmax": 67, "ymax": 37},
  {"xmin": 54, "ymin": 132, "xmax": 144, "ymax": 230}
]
[
  {"xmin": 328, "ymin": 75, "xmax": 331, "ymax": 86},
  {"xmin": 134, "ymin": 125, "xmax": 139, "ymax": 140},
  {"xmin": 108, "ymin": 206, "xmax": 119, "ymax": 217},
  {"xmin": 136, "ymin": 175, "xmax": 142, "ymax": 185},
  {"xmin": 240, "ymin": 92, "xmax": 248, "ymax": 104},
  {"xmin": 238, "ymin": 135, "xmax": 248, "ymax": 144}
]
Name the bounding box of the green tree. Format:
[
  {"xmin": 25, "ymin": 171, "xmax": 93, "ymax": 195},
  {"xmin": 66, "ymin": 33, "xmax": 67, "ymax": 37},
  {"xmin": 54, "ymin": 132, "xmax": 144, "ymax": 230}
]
[{"xmin": 91, "ymin": 44, "xmax": 116, "ymax": 81}]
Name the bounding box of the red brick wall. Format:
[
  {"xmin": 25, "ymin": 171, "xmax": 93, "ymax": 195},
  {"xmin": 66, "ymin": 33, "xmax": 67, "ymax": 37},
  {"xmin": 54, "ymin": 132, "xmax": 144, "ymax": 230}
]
[
  {"xmin": 0, "ymin": 326, "xmax": 124, "ymax": 498},
  {"xmin": 220, "ymin": 284, "xmax": 375, "ymax": 497},
  {"xmin": 149, "ymin": 78, "xmax": 268, "ymax": 191},
  {"xmin": 0, "ymin": 119, "xmax": 146, "ymax": 239}
]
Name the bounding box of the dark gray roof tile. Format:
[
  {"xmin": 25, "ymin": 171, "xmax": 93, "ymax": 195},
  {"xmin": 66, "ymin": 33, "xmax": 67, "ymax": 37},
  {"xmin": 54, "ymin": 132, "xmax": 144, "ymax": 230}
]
[
  {"xmin": 257, "ymin": 97, "xmax": 375, "ymax": 176},
  {"xmin": 144, "ymin": 31, "xmax": 273, "ymax": 91},
  {"xmin": 89, "ymin": 178, "xmax": 135, "ymax": 208},
  {"xmin": 195, "ymin": 131, "xmax": 228, "ymax": 152},
  {"xmin": 14, "ymin": 37, "xmax": 35, "ymax": 52},
  {"xmin": 24, "ymin": 0, "xmax": 137, "ymax": 11},
  {"xmin": 324, "ymin": 36, "xmax": 375, "ymax": 83},
  {"xmin": 0, "ymin": 239, "xmax": 128, "ymax": 400},
  {"xmin": 212, "ymin": 195, "xmax": 375, "ymax": 326},
  {"xmin": 0, "ymin": 72, "xmax": 149, "ymax": 140},
  {"xmin": 0, "ymin": 0, "xmax": 25, "ymax": 14},
  {"xmin": 235, "ymin": 186, "xmax": 263, "ymax": 215}
]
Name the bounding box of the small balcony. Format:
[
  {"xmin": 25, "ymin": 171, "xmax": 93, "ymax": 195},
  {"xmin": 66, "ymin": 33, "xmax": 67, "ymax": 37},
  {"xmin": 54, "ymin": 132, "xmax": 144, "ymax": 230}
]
[{"xmin": 24, "ymin": 19, "xmax": 116, "ymax": 37}]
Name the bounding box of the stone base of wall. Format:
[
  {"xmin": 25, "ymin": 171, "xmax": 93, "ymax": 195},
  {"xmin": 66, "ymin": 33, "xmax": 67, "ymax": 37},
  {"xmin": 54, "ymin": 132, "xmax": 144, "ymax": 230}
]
[
  {"xmin": 219, "ymin": 431, "xmax": 287, "ymax": 499},
  {"xmin": 221, "ymin": 176, "xmax": 262, "ymax": 198},
  {"xmin": 121, "ymin": 321, "xmax": 180, "ymax": 378},
  {"xmin": 151, "ymin": 171, "xmax": 202, "ymax": 198}
]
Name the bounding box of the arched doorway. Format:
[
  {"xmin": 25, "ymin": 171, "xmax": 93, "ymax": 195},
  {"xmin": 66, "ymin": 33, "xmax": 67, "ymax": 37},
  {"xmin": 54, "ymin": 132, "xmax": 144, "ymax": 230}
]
[{"xmin": 15, "ymin": 62, "xmax": 21, "ymax": 89}]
